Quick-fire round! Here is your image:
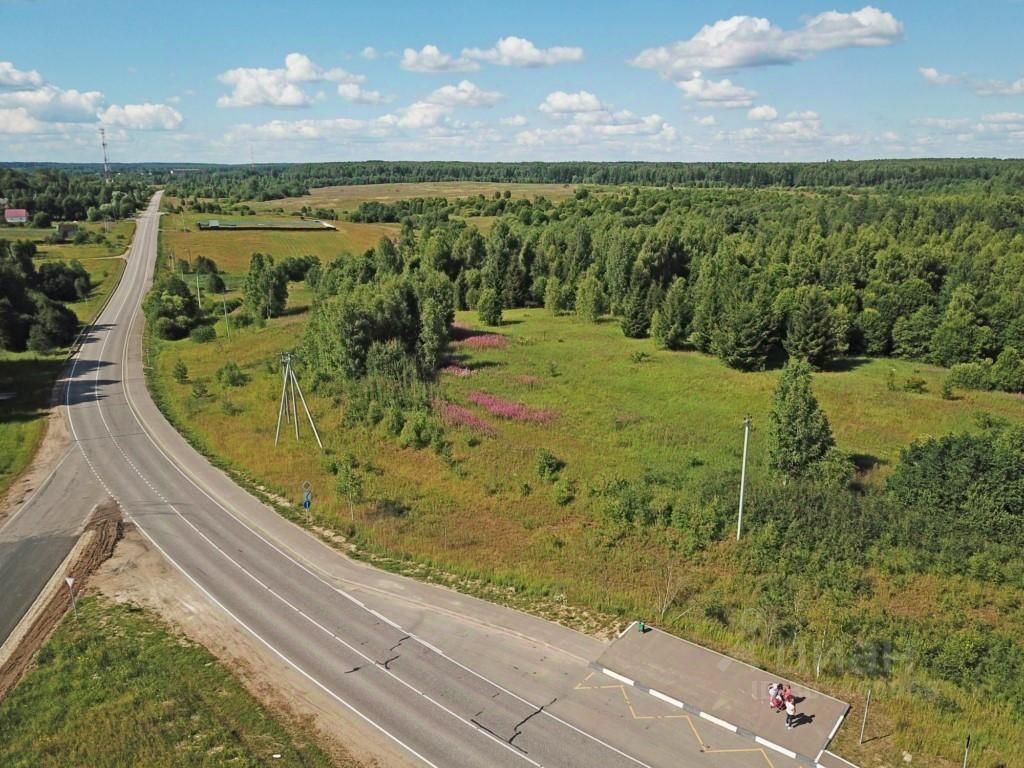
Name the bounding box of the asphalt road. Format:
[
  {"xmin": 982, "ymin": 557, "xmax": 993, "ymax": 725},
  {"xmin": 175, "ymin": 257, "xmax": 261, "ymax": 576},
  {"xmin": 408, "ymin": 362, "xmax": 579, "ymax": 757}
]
[{"xmin": 2, "ymin": 193, "xmax": 799, "ymax": 768}]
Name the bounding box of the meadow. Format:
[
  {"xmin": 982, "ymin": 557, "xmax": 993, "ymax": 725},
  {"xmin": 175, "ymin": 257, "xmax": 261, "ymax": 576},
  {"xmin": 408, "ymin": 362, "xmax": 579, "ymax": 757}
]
[
  {"xmin": 150, "ymin": 298, "xmax": 1024, "ymax": 768},
  {"xmin": 0, "ymin": 597, "xmax": 339, "ymax": 768},
  {"xmin": 161, "ymin": 211, "xmax": 399, "ymax": 274},
  {"xmin": 0, "ymin": 246, "xmax": 128, "ymax": 497}
]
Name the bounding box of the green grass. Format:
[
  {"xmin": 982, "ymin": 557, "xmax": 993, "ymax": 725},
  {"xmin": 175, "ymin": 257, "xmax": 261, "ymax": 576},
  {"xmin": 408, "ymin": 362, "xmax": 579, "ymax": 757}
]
[
  {"xmin": 0, "ymin": 597, "xmax": 341, "ymax": 768},
  {"xmin": 161, "ymin": 211, "xmax": 399, "ymax": 274},
  {"xmin": 0, "ymin": 254, "xmax": 126, "ymax": 498},
  {"xmin": 148, "ymin": 303, "xmax": 1024, "ymax": 768}
]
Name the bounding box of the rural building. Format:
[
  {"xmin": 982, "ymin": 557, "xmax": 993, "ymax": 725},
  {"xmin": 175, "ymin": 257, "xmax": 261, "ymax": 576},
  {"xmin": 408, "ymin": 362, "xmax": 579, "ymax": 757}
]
[
  {"xmin": 54, "ymin": 222, "xmax": 80, "ymax": 241},
  {"xmin": 4, "ymin": 208, "xmax": 28, "ymax": 225}
]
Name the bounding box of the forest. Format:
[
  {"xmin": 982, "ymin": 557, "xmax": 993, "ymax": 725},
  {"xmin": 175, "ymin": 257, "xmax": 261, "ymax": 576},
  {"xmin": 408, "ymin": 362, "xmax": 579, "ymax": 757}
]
[
  {"xmin": 0, "ymin": 167, "xmax": 150, "ymax": 224},
  {"xmin": 162, "ymin": 158, "xmax": 1024, "ymax": 202}
]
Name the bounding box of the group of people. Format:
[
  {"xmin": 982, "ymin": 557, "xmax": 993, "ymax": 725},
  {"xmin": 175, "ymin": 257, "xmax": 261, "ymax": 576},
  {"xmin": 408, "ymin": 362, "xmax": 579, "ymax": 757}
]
[{"xmin": 768, "ymin": 682, "xmax": 800, "ymax": 729}]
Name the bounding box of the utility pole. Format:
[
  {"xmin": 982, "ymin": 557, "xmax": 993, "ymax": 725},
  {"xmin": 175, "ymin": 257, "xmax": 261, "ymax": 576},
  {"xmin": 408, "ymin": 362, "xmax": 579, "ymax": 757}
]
[
  {"xmin": 274, "ymin": 353, "xmax": 323, "ymax": 451},
  {"xmin": 736, "ymin": 415, "xmax": 751, "ymax": 541},
  {"xmin": 859, "ymin": 689, "xmax": 872, "ymax": 745},
  {"xmin": 963, "ymin": 735, "xmax": 971, "ymax": 768},
  {"xmin": 222, "ymin": 291, "xmax": 230, "ymax": 337},
  {"xmin": 98, "ymin": 128, "xmax": 110, "ymax": 184},
  {"xmin": 196, "ymin": 272, "xmax": 202, "ymax": 310}
]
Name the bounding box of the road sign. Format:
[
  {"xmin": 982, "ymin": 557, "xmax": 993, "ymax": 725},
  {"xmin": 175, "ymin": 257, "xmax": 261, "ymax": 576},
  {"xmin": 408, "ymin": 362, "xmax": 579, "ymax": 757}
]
[
  {"xmin": 65, "ymin": 576, "xmax": 74, "ymax": 589},
  {"xmin": 302, "ymin": 481, "xmax": 313, "ymax": 511}
]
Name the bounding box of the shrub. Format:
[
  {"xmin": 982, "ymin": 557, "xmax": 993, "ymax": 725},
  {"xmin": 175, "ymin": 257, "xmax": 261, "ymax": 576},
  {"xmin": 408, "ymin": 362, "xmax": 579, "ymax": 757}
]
[
  {"xmin": 173, "ymin": 360, "xmax": 189, "ymax": 383},
  {"xmin": 902, "ymin": 377, "xmax": 927, "ymax": 394},
  {"xmin": 477, "ymin": 287, "xmax": 503, "ymax": 326},
  {"xmin": 553, "ymin": 477, "xmax": 577, "ymax": 506},
  {"xmin": 190, "ymin": 324, "xmax": 216, "ymax": 343},
  {"xmin": 948, "ymin": 360, "xmax": 994, "ymax": 391},
  {"xmin": 399, "ymin": 411, "xmax": 432, "ymax": 449},
  {"xmin": 384, "ymin": 406, "xmax": 405, "ymax": 437},
  {"xmin": 220, "ymin": 399, "xmax": 243, "ymax": 416},
  {"xmin": 190, "ymin": 379, "xmax": 210, "ymax": 399},
  {"xmin": 941, "ymin": 378, "xmax": 955, "ymax": 400},
  {"xmin": 216, "ymin": 361, "xmax": 249, "ymax": 387},
  {"xmin": 534, "ymin": 449, "xmax": 564, "ymax": 482}
]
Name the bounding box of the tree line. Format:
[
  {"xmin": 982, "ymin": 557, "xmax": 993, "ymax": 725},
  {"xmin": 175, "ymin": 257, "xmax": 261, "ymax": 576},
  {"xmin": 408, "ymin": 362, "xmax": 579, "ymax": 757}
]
[{"xmin": 0, "ymin": 168, "xmax": 150, "ymax": 224}]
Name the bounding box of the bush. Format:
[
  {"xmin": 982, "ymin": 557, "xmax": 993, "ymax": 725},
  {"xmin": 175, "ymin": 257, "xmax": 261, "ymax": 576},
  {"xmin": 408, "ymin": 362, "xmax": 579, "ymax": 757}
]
[
  {"xmin": 399, "ymin": 411, "xmax": 432, "ymax": 449},
  {"xmin": 190, "ymin": 379, "xmax": 210, "ymax": 399},
  {"xmin": 220, "ymin": 399, "xmax": 243, "ymax": 416},
  {"xmin": 553, "ymin": 477, "xmax": 577, "ymax": 506},
  {"xmin": 534, "ymin": 449, "xmax": 564, "ymax": 482},
  {"xmin": 902, "ymin": 377, "xmax": 927, "ymax": 394},
  {"xmin": 173, "ymin": 360, "xmax": 189, "ymax": 383},
  {"xmin": 190, "ymin": 325, "xmax": 216, "ymax": 343},
  {"xmin": 477, "ymin": 287, "xmax": 503, "ymax": 326},
  {"xmin": 216, "ymin": 361, "xmax": 249, "ymax": 387},
  {"xmin": 947, "ymin": 360, "xmax": 994, "ymax": 391}
]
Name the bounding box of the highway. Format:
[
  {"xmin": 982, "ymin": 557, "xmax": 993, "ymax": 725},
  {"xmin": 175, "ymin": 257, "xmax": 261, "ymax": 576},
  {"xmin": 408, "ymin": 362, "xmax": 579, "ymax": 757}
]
[{"xmin": 1, "ymin": 193, "xmax": 792, "ymax": 768}]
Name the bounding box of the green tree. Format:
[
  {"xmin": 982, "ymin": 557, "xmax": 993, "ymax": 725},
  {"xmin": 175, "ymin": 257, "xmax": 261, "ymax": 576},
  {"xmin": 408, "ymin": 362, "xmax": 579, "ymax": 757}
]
[
  {"xmin": 892, "ymin": 305, "xmax": 938, "ymax": 360},
  {"xmin": 543, "ymin": 275, "xmax": 564, "ymax": 315},
  {"xmin": 712, "ymin": 294, "xmax": 777, "ymax": 371},
  {"xmin": 417, "ymin": 298, "xmax": 448, "ymax": 375},
  {"xmin": 243, "ymin": 253, "xmax": 288, "ymax": 319},
  {"xmin": 477, "ymin": 287, "xmax": 502, "ymax": 326},
  {"xmin": 336, "ymin": 464, "xmax": 364, "ymax": 521},
  {"xmin": 620, "ymin": 282, "xmax": 651, "ymax": 339},
  {"xmin": 767, "ymin": 359, "xmax": 835, "ymax": 478},
  {"xmin": 929, "ymin": 288, "xmax": 993, "ymax": 367},
  {"xmin": 785, "ymin": 286, "xmax": 839, "ymax": 369},
  {"xmin": 574, "ymin": 271, "xmax": 606, "ymax": 323},
  {"xmin": 991, "ymin": 346, "xmax": 1024, "ymax": 393},
  {"xmin": 651, "ymin": 277, "xmax": 690, "ymax": 350}
]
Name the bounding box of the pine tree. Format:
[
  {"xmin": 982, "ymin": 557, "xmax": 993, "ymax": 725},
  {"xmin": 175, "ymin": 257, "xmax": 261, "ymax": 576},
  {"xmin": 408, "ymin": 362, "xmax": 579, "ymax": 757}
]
[
  {"xmin": 620, "ymin": 282, "xmax": 651, "ymax": 339},
  {"xmin": 768, "ymin": 359, "xmax": 835, "ymax": 478},
  {"xmin": 652, "ymin": 277, "xmax": 690, "ymax": 350},
  {"xmin": 712, "ymin": 294, "xmax": 777, "ymax": 371},
  {"xmin": 786, "ymin": 286, "xmax": 839, "ymax": 369},
  {"xmin": 417, "ymin": 298, "xmax": 447, "ymax": 375}
]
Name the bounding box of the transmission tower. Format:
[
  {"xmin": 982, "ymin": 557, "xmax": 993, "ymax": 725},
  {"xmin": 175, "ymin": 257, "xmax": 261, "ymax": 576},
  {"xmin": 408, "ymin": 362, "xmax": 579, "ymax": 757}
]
[
  {"xmin": 98, "ymin": 128, "xmax": 110, "ymax": 183},
  {"xmin": 274, "ymin": 353, "xmax": 324, "ymax": 451}
]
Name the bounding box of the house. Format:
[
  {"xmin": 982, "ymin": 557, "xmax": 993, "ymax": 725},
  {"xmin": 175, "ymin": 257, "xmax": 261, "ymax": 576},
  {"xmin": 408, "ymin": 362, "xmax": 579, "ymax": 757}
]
[
  {"xmin": 4, "ymin": 208, "xmax": 28, "ymax": 225},
  {"xmin": 54, "ymin": 222, "xmax": 80, "ymax": 241}
]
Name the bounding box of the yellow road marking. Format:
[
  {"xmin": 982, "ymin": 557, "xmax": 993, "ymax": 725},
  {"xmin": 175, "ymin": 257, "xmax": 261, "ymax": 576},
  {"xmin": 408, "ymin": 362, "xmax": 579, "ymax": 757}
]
[{"xmin": 574, "ymin": 673, "xmax": 777, "ymax": 768}]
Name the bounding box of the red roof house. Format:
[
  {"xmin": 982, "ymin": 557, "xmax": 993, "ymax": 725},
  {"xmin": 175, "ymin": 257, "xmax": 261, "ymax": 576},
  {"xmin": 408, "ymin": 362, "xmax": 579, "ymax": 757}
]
[{"xmin": 4, "ymin": 208, "xmax": 28, "ymax": 224}]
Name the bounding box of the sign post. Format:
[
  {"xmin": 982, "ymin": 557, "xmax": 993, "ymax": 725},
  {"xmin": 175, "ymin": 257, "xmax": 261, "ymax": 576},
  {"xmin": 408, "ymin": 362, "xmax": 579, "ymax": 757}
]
[
  {"xmin": 65, "ymin": 576, "xmax": 78, "ymax": 621},
  {"xmin": 301, "ymin": 481, "xmax": 313, "ymax": 523}
]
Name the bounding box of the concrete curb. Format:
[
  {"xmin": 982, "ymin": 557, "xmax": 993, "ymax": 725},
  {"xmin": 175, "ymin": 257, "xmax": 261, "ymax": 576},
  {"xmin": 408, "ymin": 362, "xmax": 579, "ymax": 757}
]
[{"xmin": 591, "ymin": 656, "xmax": 855, "ymax": 768}]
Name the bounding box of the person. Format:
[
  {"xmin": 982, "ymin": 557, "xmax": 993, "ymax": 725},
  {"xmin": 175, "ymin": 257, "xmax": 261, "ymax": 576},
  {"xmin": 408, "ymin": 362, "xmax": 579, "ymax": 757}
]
[
  {"xmin": 768, "ymin": 682, "xmax": 780, "ymax": 705},
  {"xmin": 785, "ymin": 697, "xmax": 797, "ymax": 729},
  {"xmin": 782, "ymin": 684, "xmax": 793, "ymax": 702}
]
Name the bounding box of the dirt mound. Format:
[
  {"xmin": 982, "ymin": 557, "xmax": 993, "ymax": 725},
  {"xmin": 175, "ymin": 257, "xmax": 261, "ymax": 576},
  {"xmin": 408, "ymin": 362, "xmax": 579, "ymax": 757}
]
[{"xmin": 0, "ymin": 500, "xmax": 122, "ymax": 701}]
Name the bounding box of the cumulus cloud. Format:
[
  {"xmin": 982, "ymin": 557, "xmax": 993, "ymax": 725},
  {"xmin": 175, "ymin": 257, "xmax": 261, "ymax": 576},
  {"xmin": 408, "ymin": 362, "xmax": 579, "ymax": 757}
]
[
  {"xmin": 676, "ymin": 75, "xmax": 755, "ymax": 107},
  {"xmin": 463, "ymin": 36, "xmax": 583, "ymax": 67},
  {"xmin": 338, "ymin": 83, "xmax": 385, "ymax": 104},
  {"xmin": 0, "ymin": 61, "xmax": 44, "ymax": 90},
  {"xmin": 400, "ymin": 45, "xmax": 479, "ymax": 73},
  {"xmin": 632, "ymin": 6, "xmax": 902, "ymax": 78},
  {"xmin": 748, "ymin": 105, "xmax": 778, "ymax": 121},
  {"xmin": 693, "ymin": 115, "xmax": 716, "ymax": 126},
  {"xmin": 227, "ymin": 117, "xmax": 380, "ymax": 142},
  {"xmin": 538, "ymin": 90, "xmax": 605, "ymax": 114},
  {"xmin": 426, "ymin": 80, "xmax": 501, "ymax": 107},
  {"xmin": 0, "ymin": 85, "xmax": 104, "ymax": 122},
  {"xmin": 918, "ymin": 65, "xmax": 1024, "ymax": 97},
  {"xmin": 501, "ymin": 114, "xmax": 528, "ymax": 127},
  {"xmin": 99, "ymin": 103, "xmax": 184, "ymax": 130},
  {"xmin": 0, "ymin": 107, "xmax": 44, "ymax": 134},
  {"xmin": 217, "ymin": 53, "xmax": 363, "ymax": 107},
  {"xmin": 361, "ymin": 46, "xmax": 378, "ymax": 60}
]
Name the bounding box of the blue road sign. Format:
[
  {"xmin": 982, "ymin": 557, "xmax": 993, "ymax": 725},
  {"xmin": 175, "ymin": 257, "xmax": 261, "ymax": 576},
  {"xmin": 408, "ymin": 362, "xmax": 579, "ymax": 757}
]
[{"xmin": 303, "ymin": 490, "xmax": 312, "ymax": 510}]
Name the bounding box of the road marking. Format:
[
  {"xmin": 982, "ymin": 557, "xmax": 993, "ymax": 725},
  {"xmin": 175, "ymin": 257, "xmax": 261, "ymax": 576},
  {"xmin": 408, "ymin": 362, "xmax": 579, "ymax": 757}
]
[
  {"xmin": 118, "ymin": 295, "xmax": 655, "ymax": 765},
  {"xmin": 700, "ymin": 711, "xmax": 739, "ymax": 733},
  {"xmin": 755, "ymin": 736, "xmax": 797, "ymax": 760},
  {"xmin": 67, "ymin": 197, "xmax": 549, "ymax": 768},
  {"xmin": 602, "ymin": 669, "xmax": 635, "ymax": 686}
]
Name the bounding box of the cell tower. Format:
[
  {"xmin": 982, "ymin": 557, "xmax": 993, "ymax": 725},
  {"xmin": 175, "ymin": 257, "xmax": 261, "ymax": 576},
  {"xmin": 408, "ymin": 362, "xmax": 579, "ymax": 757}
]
[{"xmin": 98, "ymin": 127, "xmax": 110, "ymax": 183}]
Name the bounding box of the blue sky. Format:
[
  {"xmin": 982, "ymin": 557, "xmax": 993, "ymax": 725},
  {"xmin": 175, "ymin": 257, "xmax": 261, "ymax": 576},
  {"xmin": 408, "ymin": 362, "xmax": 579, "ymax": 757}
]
[{"xmin": 2, "ymin": 0, "xmax": 1023, "ymax": 163}]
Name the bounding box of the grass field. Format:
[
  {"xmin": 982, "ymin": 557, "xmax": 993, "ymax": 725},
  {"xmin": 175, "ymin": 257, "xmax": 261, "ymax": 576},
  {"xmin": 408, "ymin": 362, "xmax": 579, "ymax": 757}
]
[
  {"xmin": 147, "ymin": 300, "xmax": 1024, "ymax": 768},
  {"xmin": 0, "ymin": 253, "xmax": 127, "ymax": 498},
  {"xmin": 161, "ymin": 211, "xmax": 398, "ymax": 274},
  {"xmin": 249, "ymin": 181, "xmax": 584, "ymax": 214},
  {"xmin": 0, "ymin": 597, "xmax": 342, "ymax": 768}
]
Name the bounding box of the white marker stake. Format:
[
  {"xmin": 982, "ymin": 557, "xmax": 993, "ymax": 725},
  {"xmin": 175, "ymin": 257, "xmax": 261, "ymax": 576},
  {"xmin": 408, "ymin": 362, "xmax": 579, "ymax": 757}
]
[{"xmin": 65, "ymin": 576, "xmax": 78, "ymax": 621}]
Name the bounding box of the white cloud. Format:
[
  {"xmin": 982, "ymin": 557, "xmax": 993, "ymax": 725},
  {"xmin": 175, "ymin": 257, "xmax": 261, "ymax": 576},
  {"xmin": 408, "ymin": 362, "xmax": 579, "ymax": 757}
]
[
  {"xmin": 747, "ymin": 104, "xmax": 778, "ymax": 121},
  {"xmin": 227, "ymin": 117, "xmax": 378, "ymax": 142},
  {"xmin": 982, "ymin": 112, "xmax": 1024, "ymax": 124},
  {"xmin": 632, "ymin": 6, "xmax": 902, "ymax": 78},
  {"xmin": 919, "ymin": 66, "xmax": 957, "ymax": 86},
  {"xmin": 0, "ymin": 85, "xmax": 104, "ymax": 122},
  {"xmin": 0, "ymin": 107, "xmax": 44, "ymax": 134},
  {"xmin": 463, "ymin": 36, "xmax": 583, "ymax": 67},
  {"xmin": 676, "ymin": 75, "xmax": 755, "ymax": 107},
  {"xmin": 538, "ymin": 90, "xmax": 605, "ymax": 114},
  {"xmin": 501, "ymin": 114, "xmax": 528, "ymax": 127},
  {"xmin": 693, "ymin": 115, "xmax": 716, "ymax": 126},
  {"xmin": 99, "ymin": 103, "xmax": 183, "ymax": 130},
  {"xmin": 217, "ymin": 53, "xmax": 363, "ymax": 108},
  {"xmin": 914, "ymin": 117, "xmax": 970, "ymax": 131},
  {"xmin": 426, "ymin": 80, "xmax": 501, "ymax": 107},
  {"xmin": 0, "ymin": 61, "xmax": 44, "ymax": 90},
  {"xmin": 388, "ymin": 100, "xmax": 450, "ymax": 128},
  {"xmin": 400, "ymin": 45, "xmax": 479, "ymax": 73},
  {"xmin": 338, "ymin": 83, "xmax": 385, "ymax": 104},
  {"xmin": 361, "ymin": 46, "xmax": 378, "ymax": 60}
]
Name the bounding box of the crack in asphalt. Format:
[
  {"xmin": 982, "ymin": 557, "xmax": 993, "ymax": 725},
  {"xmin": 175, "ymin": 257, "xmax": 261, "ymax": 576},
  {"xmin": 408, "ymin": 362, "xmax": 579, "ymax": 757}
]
[
  {"xmin": 389, "ymin": 635, "xmax": 410, "ymax": 652},
  {"xmin": 508, "ymin": 698, "xmax": 557, "ymax": 746}
]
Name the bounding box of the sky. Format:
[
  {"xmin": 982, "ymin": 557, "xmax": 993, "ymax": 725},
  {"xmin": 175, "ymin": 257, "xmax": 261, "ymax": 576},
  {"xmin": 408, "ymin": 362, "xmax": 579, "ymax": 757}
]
[{"xmin": 1, "ymin": 0, "xmax": 1023, "ymax": 164}]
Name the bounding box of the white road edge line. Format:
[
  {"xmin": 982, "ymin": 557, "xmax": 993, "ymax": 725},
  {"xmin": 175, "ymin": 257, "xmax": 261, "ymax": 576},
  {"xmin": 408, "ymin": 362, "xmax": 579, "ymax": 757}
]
[
  {"xmin": 754, "ymin": 736, "xmax": 797, "ymax": 759},
  {"xmin": 116, "ymin": 204, "xmax": 655, "ymax": 768},
  {"xmin": 699, "ymin": 711, "xmax": 738, "ymax": 733},
  {"xmin": 69, "ymin": 198, "xmax": 545, "ymax": 768},
  {"xmin": 602, "ymin": 669, "xmax": 635, "ymax": 687}
]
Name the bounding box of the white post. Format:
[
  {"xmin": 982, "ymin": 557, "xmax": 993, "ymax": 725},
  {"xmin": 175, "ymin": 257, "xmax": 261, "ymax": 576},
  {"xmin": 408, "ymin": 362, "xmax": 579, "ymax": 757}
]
[
  {"xmin": 196, "ymin": 272, "xmax": 202, "ymax": 310},
  {"xmin": 292, "ymin": 368, "xmax": 324, "ymax": 450},
  {"xmin": 859, "ymin": 688, "xmax": 872, "ymax": 745},
  {"xmin": 274, "ymin": 357, "xmax": 290, "ymax": 445},
  {"xmin": 737, "ymin": 416, "xmax": 751, "ymax": 541},
  {"xmin": 290, "ymin": 359, "xmax": 299, "ymax": 440},
  {"xmin": 65, "ymin": 576, "xmax": 78, "ymax": 621},
  {"xmin": 963, "ymin": 735, "xmax": 970, "ymax": 768}
]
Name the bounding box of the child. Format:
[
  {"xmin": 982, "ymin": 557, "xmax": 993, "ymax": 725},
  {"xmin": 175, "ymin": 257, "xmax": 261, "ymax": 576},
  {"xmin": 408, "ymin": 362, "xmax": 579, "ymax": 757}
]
[{"xmin": 785, "ymin": 697, "xmax": 797, "ymax": 729}]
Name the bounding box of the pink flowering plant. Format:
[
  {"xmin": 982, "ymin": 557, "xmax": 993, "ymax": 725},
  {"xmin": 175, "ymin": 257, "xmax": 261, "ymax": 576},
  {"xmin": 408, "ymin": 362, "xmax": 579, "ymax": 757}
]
[{"xmin": 465, "ymin": 391, "xmax": 557, "ymax": 423}]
